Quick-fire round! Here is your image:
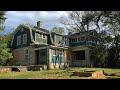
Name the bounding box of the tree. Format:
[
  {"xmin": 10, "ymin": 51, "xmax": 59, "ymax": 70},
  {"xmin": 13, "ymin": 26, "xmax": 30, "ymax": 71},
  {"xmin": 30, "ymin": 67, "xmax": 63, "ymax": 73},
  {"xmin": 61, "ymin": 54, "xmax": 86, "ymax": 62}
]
[
  {"xmin": 0, "ymin": 11, "xmax": 13, "ymax": 66},
  {"xmin": 51, "ymin": 26, "xmax": 64, "ymax": 35},
  {"xmin": 0, "ymin": 34, "xmax": 13, "ymax": 66},
  {"xmin": 90, "ymin": 45, "xmax": 108, "ymax": 67},
  {"xmin": 0, "ymin": 11, "xmax": 7, "ymax": 31}
]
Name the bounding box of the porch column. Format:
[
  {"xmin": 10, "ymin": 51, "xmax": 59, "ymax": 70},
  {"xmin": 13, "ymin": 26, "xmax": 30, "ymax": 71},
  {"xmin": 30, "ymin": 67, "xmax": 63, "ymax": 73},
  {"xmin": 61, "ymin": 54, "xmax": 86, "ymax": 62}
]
[
  {"xmin": 85, "ymin": 49, "xmax": 90, "ymax": 66},
  {"xmin": 49, "ymin": 49, "xmax": 52, "ymax": 69}
]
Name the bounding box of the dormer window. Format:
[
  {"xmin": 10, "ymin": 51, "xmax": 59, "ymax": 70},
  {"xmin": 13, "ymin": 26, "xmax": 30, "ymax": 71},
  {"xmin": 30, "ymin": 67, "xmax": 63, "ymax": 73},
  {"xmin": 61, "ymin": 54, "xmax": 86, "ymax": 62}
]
[
  {"xmin": 40, "ymin": 33, "xmax": 42, "ymax": 38},
  {"xmin": 43, "ymin": 34, "xmax": 45, "ymax": 38}
]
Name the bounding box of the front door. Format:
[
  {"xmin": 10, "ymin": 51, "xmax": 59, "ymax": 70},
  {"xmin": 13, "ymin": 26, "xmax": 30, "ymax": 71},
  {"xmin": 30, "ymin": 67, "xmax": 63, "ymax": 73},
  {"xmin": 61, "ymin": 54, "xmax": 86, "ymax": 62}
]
[{"xmin": 39, "ymin": 49, "xmax": 47, "ymax": 65}]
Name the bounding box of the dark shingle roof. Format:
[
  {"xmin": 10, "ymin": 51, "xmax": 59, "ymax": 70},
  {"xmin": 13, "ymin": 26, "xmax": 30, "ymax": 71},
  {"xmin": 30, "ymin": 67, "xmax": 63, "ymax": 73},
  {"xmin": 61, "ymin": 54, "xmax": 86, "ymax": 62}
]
[{"xmin": 33, "ymin": 26, "xmax": 50, "ymax": 34}]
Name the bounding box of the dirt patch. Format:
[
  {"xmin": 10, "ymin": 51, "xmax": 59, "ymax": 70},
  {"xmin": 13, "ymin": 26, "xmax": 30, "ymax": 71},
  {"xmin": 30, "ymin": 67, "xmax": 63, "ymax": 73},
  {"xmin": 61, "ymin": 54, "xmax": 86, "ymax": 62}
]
[{"xmin": 91, "ymin": 70, "xmax": 106, "ymax": 79}]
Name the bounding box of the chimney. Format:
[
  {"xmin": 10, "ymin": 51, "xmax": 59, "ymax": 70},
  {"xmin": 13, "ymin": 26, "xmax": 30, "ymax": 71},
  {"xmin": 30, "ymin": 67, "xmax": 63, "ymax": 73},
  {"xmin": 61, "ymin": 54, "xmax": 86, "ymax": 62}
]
[{"xmin": 37, "ymin": 21, "xmax": 42, "ymax": 28}]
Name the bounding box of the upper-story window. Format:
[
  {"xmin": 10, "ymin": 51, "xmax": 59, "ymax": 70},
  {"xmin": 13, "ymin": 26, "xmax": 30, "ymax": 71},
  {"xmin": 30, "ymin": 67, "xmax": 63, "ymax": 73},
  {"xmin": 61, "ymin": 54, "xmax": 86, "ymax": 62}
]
[
  {"xmin": 40, "ymin": 33, "xmax": 42, "ymax": 38},
  {"xmin": 72, "ymin": 38, "xmax": 78, "ymax": 43},
  {"xmin": 72, "ymin": 39, "xmax": 75, "ymax": 42},
  {"xmin": 43, "ymin": 34, "xmax": 46, "ymax": 38},
  {"xmin": 17, "ymin": 35, "xmax": 21, "ymax": 46},
  {"xmin": 78, "ymin": 38, "xmax": 81, "ymax": 41},
  {"xmin": 81, "ymin": 37, "xmax": 85, "ymax": 41},
  {"xmin": 23, "ymin": 34, "xmax": 27, "ymax": 44}
]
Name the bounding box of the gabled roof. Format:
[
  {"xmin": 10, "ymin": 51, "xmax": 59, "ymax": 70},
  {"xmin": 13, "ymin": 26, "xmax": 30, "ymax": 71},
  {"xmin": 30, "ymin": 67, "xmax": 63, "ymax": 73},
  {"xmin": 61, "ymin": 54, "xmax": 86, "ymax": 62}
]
[
  {"xmin": 11, "ymin": 24, "xmax": 34, "ymax": 46},
  {"xmin": 11, "ymin": 24, "xmax": 62, "ymax": 46}
]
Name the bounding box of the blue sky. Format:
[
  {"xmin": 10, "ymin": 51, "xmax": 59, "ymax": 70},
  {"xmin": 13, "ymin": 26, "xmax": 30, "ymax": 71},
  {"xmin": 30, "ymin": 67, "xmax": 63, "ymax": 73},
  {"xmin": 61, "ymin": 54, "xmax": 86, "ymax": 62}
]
[{"xmin": 1, "ymin": 11, "xmax": 68, "ymax": 34}]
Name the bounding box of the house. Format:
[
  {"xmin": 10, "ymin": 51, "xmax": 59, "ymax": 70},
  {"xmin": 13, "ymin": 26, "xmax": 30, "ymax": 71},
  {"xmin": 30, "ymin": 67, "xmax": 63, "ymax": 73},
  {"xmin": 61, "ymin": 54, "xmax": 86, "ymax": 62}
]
[{"xmin": 11, "ymin": 21, "xmax": 97, "ymax": 69}]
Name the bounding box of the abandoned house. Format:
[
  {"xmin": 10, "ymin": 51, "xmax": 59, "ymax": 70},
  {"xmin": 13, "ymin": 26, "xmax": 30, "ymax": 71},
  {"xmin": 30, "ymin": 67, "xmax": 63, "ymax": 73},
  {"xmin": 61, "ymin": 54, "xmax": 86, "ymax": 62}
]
[{"xmin": 11, "ymin": 21, "xmax": 97, "ymax": 69}]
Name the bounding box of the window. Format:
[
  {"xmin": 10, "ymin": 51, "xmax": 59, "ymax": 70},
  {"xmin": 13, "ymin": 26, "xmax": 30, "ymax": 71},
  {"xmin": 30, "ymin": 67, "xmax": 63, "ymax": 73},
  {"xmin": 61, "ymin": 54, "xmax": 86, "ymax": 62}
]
[
  {"xmin": 81, "ymin": 37, "xmax": 85, "ymax": 41},
  {"xmin": 78, "ymin": 38, "xmax": 81, "ymax": 41},
  {"xmin": 75, "ymin": 50, "xmax": 85, "ymax": 60},
  {"xmin": 72, "ymin": 39, "xmax": 75, "ymax": 42},
  {"xmin": 23, "ymin": 34, "xmax": 27, "ymax": 44},
  {"xmin": 72, "ymin": 38, "xmax": 78, "ymax": 43},
  {"xmin": 40, "ymin": 33, "xmax": 42, "ymax": 38},
  {"xmin": 43, "ymin": 34, "xmax": 46, "ymax": 38},
  {"xmin": 17, "ymin": 35, "xmax": 21, "ymax": 46},
  {"xmin": 75, "ymin": 38, "xmax": 77, "ymax": 42},
  {"xmin": 24, "ymin": 49, "xmax": 28, "ymax": 60},
  {"xmin": 36, "ymin": 33, "xmax": 41, "ymax": 42}
]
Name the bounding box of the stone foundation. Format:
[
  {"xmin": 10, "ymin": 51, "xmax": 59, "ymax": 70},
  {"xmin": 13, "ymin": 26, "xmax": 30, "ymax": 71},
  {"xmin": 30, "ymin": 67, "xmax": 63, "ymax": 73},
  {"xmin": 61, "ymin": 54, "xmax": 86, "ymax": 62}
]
[{"xmin": 49, "ymin": 63, "xmax": 64, "ymax": 69}]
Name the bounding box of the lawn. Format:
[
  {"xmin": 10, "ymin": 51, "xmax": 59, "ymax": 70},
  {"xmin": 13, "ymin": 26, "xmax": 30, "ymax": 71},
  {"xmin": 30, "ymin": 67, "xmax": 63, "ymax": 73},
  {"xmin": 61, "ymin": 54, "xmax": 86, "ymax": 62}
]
[{"xmin": 0, "ymin": 67, "xmax": 120, "ymax": 79}]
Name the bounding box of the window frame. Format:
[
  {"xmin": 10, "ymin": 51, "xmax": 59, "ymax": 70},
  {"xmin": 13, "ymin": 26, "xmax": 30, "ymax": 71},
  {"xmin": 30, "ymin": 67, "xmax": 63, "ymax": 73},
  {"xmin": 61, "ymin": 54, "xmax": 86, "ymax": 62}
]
[
  {"xmin": 17, "ymin": 35, "xmax": 21, "ymax": 46},
  {"xmin": 43, "ymin": 34, "xmax": 46, "ymax": 39},
  {"xmin": 23, "ymin": 34, "xmax": 27, "ymax": 44},
  {"xmin": 24, "ymin": 49, "xmax": 29, "ymax": 61},
  {"xmin": 75, "ymin": 50, "xmax": 85, "ymax": 60}
]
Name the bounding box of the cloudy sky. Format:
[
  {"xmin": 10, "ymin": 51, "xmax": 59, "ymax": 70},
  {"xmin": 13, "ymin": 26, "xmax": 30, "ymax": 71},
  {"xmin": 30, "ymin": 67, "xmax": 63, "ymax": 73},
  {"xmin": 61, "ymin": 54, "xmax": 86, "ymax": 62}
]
[{"xmin": 3, "ymin": 11, "xmax": 68, "ymax": 34}]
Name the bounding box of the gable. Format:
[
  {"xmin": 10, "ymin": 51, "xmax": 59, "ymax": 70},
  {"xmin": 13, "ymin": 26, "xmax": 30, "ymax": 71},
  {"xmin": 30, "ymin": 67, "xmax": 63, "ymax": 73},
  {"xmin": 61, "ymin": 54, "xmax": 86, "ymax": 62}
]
[{"xmin": 11, "ymin": 25, "xmax": 34, "ymax": 49}]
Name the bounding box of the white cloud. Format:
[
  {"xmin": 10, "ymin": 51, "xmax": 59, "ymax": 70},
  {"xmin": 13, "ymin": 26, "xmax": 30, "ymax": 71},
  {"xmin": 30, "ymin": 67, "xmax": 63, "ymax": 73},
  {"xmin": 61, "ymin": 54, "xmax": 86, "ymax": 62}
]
[{"xmin": 5, "ymin": 11, "xmax": 68, "ymax": 30}]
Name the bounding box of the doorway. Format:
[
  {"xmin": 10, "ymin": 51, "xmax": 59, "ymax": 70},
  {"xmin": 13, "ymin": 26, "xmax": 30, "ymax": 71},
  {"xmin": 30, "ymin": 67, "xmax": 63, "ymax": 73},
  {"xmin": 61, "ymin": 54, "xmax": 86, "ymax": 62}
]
[{"xmin": 35, "ymin": 50, "xmax": 39, "ymax": 65}]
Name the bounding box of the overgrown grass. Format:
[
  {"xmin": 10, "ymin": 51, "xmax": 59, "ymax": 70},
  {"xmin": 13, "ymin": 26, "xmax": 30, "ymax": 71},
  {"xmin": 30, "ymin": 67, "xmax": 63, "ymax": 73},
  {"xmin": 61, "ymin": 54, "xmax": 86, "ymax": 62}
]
[{"xmin": 0, "ymin": 67, "xmax": 120, "ymax": 79}]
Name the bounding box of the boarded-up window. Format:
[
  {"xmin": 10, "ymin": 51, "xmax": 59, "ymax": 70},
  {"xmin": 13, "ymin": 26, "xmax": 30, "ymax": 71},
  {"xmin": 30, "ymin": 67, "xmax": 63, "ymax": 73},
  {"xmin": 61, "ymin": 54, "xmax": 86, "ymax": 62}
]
[
  {"xmin": 23, "ymin": 34, "xmax": 27, "ymax": 44},
  {"xmin": 24, "ymin": 49, "xmax": 28, "ymax": 60},
  {"xmin": 17, "ymin": 35, "xmax": 21, "ymax": 46}
]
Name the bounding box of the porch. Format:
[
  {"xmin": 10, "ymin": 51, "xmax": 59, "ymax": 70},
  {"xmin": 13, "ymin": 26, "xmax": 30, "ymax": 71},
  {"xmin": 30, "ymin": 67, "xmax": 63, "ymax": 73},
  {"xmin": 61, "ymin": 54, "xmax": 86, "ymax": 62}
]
[{"xmin": 69, "ymin": 46, "xmax": 92, "ymax": 67}]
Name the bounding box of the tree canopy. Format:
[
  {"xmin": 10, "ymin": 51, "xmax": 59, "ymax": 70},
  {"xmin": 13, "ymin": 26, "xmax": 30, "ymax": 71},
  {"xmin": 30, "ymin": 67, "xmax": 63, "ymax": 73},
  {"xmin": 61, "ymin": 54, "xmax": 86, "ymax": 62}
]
[{"xmin": 0, "ymin": 11, "xmax": 13, "ymax": 66}]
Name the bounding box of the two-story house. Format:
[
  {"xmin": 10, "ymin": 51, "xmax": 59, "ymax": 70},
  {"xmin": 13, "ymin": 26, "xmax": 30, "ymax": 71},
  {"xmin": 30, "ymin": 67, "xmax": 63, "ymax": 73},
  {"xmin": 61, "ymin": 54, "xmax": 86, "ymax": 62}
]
[{"xmin": 11, "ymin": 21, "xmax": 96, "ymax": 69}]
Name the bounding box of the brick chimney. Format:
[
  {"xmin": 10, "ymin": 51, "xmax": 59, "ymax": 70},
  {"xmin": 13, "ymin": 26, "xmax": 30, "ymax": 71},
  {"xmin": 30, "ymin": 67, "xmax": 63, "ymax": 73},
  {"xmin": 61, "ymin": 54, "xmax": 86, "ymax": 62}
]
[{"xmin": 37, "ymin": 21, "xmax": 42, "ymax": 28}]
